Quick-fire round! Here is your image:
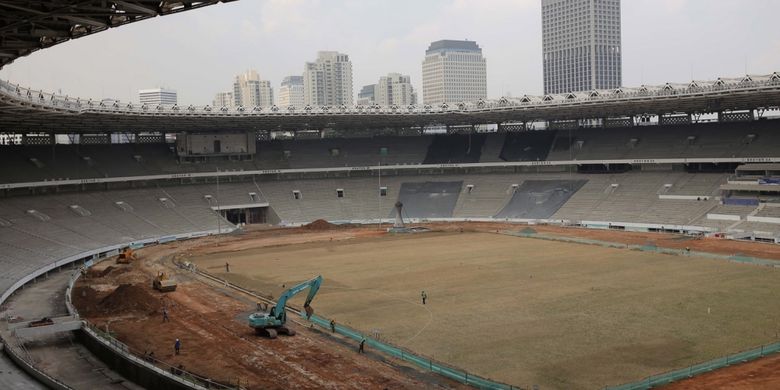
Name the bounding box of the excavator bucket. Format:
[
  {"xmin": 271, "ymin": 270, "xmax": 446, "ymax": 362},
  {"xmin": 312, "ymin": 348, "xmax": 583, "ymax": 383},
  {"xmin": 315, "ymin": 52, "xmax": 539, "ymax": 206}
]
[{"xmin": 304, "ymin": 305, "xmax": 314, "ymax": 319}]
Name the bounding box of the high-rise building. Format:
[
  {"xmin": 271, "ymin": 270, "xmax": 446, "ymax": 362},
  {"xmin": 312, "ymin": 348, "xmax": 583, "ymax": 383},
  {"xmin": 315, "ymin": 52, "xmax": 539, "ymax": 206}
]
[
  {"xmin": 278, "ymin": 76, "xmax": 305, "ymax": 107},
  {"xmin": 357, "ymin": 84, "xmax": 375, "ymax": 106},
  {"xmin": 213, "ymin": 91, "xmax": 234, "ymax": 109},
  {"xmin": 422, "ymin": 40, "xmax": 487, "ymax": 105},
  {"xmin": 303, "ymin": 51, "xmax": 353, "ymax": 106},
  {"xmin": 233, "ymin": 70, "xmax": 274, "ymax": 107},
  {"xmin": 375, "ymin": 73, "xmax": 417, "ymax": 106},
  {"xmin": 541, "ymin": 0, "xmax": 622, "ymax": 94},
  {"xmin": 138, "ymin": 88, "xmax": 177, "ymax": 106}
]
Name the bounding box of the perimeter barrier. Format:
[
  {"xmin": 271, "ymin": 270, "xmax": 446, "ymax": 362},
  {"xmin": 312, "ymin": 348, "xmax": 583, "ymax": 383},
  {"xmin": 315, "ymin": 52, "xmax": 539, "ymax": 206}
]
[
  {"xmin": 504, "ymin": 230, "xmax": 780, "ymax": 268},
  {"xmin": 306, "ymin": 314, "xmax": 516, "ymax": 390},
  {"xmin": 605, "ymin": 342, "xmax": 780, "ymax": 390}
]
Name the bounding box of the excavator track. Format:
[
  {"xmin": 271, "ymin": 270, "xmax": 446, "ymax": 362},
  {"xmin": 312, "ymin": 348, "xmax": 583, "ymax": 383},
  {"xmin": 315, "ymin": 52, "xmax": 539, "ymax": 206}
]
[
  {"xmin": 256, "ymin": 327, "xmax": 278, "ymax": 339},
  {"xmin": 278, "ymin": 326, "xmax": 296, "ymax": 336}
]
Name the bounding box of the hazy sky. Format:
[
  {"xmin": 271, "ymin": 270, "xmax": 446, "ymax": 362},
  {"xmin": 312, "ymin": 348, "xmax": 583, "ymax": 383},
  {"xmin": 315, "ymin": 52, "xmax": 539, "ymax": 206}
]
[{"xmin": 1, "ymin": 0, "xmax": 778, "ymax": 105}]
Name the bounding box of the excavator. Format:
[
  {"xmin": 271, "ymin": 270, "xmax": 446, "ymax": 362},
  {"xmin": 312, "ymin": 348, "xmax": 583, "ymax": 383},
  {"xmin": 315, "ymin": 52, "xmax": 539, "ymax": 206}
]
[
  {"xmin": 116, "ymin": 248, "xmax": 137, "ymax": 264},
  {"xmin": 153, "ymin": 272, "xmax": 177, "ymax": 292},
  {"xmin": 248, "ymin": 275, "xmax": 322, "ymax": 338}
]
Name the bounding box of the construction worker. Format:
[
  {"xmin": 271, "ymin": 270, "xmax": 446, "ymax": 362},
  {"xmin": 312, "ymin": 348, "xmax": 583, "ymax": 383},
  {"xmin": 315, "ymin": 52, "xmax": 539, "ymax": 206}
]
[
  {"xmin": 421, "ymin": 290, "xmax": 427, "ymax": 305},
  {"xmin": 330, "ymin": 319, "xmax": 336, "ymax": 333},
  {"xmin": 225, "ymin": 262, "xmax": 230, "ymax": 273},
  {"xmin": 358, "ymin": 338, "xmax": 366, "ymax": 354},
  {"xmin": 162, "ymin": 307, "xmax": 169, "ymax": 323},
  {"xmin": 174, "ymin": 338, "xmax": 181, "ymax": 355}
]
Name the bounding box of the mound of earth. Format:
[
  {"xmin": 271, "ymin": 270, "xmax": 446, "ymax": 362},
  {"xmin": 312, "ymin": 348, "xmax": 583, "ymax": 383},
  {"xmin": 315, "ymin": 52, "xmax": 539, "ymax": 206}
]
[
  {"xmin": 71, "ymin": 285, "xmax": 102, "ymax": 317},
  {"xmin": 303, "ymin": 219, "xmax": 337, "ymax": 230},
  {"xmin": 73, "ymin": 284, "xmax": 162, "ymax": 317},
  {"xmin": 87, "ymin": 265, "xmax": 133, "ymax": 278},
  {"xmin": 98, "ymin": 284, "xmax": 162, "ymax": 315}
]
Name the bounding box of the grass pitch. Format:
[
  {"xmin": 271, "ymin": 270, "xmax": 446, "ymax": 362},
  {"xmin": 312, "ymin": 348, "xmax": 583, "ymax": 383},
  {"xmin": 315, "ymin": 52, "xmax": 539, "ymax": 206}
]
[{"xmin": 191, "ymin": 231, "xmax": 780, "ymax": 389}]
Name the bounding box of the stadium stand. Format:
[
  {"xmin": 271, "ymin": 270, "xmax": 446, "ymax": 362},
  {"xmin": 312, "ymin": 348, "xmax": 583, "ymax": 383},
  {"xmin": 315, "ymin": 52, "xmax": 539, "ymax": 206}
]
[
  {"xmin": 422, "ymin": 134, "xmax": 486, "ymax": 164},
  {"xmin": 546, "ymin": 121, "xmax": 780, "ymax": 161},
  {"xmin": 662, "ymin": 173, "xmax": 726, "ymax": 196},
  {"xmin": 495, "ymin": 180, "xmax": 587, "ymax": 219},
  {"xmin": 452, "ymin": 174, "xmax": 518, "ymax": 217},
  {"xmin": 1, "ymin": 120, "xmax": 779, "ymax": 185},
  {"xmin": 498, "ymin": 131, "xmax": 557, "ymax": 162},
  {"xmin": 477, "ymin": 133, "xmax": 507, "ymax": 163},
  {"xmin": 394, "ymin": 181, "xmax": 464, "ymax": 218}
]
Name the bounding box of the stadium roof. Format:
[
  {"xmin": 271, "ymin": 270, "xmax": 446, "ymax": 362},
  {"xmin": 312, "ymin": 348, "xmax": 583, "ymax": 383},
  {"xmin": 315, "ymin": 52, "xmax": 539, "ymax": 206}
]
[
  {"xmin": 0, "ymin": 0, "xmax": 234, "ymax": 69},
  {"xmin": 1, "ymin": 74, "xmax": 780, "ymax": 133},
  {"xmin": 0, "ymin": 2, "xmax": 778, "ymax": 134}
]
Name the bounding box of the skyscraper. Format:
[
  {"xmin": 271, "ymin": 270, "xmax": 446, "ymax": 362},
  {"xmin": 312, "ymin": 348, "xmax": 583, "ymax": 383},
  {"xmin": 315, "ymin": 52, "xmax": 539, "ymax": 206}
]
[
  {"xmin": 357, "ymin": 84, "xmax": 376, "ymax": 106},
  {"xmin": 278, "ymin": 76, "xmax": 305, "ymax": 107},
  {"xmin": 138, "ymin": 88, "xmax": 177, "ymax": 106},
  {"xmin": 422, "ymin": 40, "xmax": 487, "ymax": 105},
  {"xmin": 541, "ymin": 0, "xmax": 622, "ymax": 94},
  {"xmin": 303, "ymin": 51, "xmax": 353, "ymax": 106},
  {"xmin": 375, "ymin": 73, "xmax": 417, "ymax": 106},
  {"xmin": 232, "ymin": 70, "xmax": 274, "ymax": 107},
  {"xmin": 213, "ymin": 91, "xmax": 234, "ymax": 109}
]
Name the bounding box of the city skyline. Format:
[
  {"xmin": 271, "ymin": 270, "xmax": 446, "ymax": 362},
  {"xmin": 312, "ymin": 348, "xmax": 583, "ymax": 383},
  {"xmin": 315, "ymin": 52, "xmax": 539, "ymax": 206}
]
[{"xmin": 1, "ymin": 0, "xmax": 778, "ymax": 105}]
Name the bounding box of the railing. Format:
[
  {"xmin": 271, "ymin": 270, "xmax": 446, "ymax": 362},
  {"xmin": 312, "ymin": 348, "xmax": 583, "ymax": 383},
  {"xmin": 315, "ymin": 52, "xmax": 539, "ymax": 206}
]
[
  {"xmin": 605, "ymin": 342, "xmax": 780, "ymax": 390},
  {"xmin": 307, "ymin": 313, "xmax": 517, "ymax": 390},
  {"xmin": 82, "ymin": 322, "xmax": 236, "ymax": 390},
  {"xmin": 504, "ymin": 229, "xmax": 780, "ymax": 265},
  {"xmin": 2, "ymin": 74, "xmax": 779, "ymax": 116}
]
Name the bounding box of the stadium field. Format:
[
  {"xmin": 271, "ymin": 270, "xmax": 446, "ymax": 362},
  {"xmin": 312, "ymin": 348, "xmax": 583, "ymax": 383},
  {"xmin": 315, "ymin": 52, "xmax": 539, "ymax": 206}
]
[{"xmin": 190, "ymin": 228, "xmax": 780, "ymax": 389}]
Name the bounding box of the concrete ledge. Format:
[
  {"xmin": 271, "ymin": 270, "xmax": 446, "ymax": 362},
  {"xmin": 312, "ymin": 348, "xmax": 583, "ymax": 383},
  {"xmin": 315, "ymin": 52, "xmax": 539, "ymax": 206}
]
[
  {"xmin": 708, "ymin": 213, "xmax": 742, "ymax": 221},
  {"xmin": 2, "ymin": 340, "xmax": 73, "ymax": 390},
  {"xmin": 747, "ymin": 216, "xmax": 780, "ymax": 224}
]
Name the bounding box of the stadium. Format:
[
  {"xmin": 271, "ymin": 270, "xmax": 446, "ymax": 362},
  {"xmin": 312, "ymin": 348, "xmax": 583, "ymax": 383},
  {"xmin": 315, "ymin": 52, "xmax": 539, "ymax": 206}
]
[{"xmin": 1, "ymin": 1, "xmax": 780, "ymax": 390}]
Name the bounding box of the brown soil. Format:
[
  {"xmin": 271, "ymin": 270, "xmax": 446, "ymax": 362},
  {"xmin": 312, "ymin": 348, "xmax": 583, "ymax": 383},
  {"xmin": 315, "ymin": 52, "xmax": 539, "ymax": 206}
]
[
  {"xmin": 181, "ymin": 222, "xmax": 780, "ymax": 388},
  {"xmin": 72, "ymin": 284, "xmax": 162, "ymax": 317},
  {"xmin": 662, "ymin": 353, "xmax": 780, "ymax": 389},
  {"xmin": 73, "ymin": 241, "xmax": 462, "ymax": 390},
  {"xmin": 303, "ymin": 219, "xmax": 338, "ymax": 230},
  {"xmin": 72, "ymin": 221, "xmax": 780, "ymax": 389}
]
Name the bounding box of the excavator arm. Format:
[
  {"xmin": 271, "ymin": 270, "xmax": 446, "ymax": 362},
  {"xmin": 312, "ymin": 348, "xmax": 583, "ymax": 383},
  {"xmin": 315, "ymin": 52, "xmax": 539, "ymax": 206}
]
[
  {"xmin": 272, "ymin": 275, "xmax": 323, "ymax": 322},
  {"xmin": 249, "ymin": 275, "xmax": 323, "ymax": 338}
]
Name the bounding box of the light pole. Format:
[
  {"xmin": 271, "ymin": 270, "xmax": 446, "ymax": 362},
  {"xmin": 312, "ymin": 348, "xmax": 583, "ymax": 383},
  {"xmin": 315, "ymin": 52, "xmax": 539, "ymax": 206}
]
[
  {"xmin": 378, "ymin": 160, "xmax": 382, "ymax": 229},
  {"xmin": 215, "ymin": 169, "xmax": 221, "ymax": 245}
]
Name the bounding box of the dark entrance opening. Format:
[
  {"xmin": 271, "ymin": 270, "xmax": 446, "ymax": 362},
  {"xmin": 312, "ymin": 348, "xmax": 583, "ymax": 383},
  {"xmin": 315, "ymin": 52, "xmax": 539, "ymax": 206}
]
[{"xmin": 222, "ymin": 207, "xmax": 267, "ymax": 224}]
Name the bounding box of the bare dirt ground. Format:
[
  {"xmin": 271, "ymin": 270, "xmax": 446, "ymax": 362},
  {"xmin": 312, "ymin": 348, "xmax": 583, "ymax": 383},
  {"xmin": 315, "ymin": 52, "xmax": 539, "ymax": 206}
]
[
  {"xmin": 662, "ymin": 353, "xmax": 780, "ymax": 390},
  {"xmin": 72, "ymin": 237, "xmax": 463, "ymax": 390},
  {"xmin": 185, "ymin": 222, "xmax": 780, "ymax": 389}
]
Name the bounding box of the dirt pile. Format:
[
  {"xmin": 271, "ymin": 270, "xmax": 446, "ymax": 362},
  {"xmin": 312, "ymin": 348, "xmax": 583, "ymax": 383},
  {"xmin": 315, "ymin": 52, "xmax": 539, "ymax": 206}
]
[
  {"xmin": 98, "ymin": 284, "xmax": 162, "ymax": 315},
  {"xmin": 73, "ymin": 284, "xmax": 162, "ymax": 317},
  {"xmin": 87, "ymin": 265, "xmax": 133, "ymax": 278},
  {"xmin": 303, "ymin": 219, "xmax": 337, "ymax": 231},
  {"xmin": 71, "ymin": 285, "xmax": 102, "ymax": 317}
]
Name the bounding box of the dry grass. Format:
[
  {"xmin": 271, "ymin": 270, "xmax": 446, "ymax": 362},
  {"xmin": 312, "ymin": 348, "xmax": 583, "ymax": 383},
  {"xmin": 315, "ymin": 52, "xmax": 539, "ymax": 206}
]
[{"xmin": 191, "ymin": 231, "xmax": 780, "ymax": 389}]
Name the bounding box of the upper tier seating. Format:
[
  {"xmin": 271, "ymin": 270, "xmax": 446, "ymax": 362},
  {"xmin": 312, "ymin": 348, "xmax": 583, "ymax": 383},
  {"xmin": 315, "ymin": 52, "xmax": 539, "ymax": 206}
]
[{"xmin": 423, "ymin": 134, "xmax": 486, "ymax": 164}]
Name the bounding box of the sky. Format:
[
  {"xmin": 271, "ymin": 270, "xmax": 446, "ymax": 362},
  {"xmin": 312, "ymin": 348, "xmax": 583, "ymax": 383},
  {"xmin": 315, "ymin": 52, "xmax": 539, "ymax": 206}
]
[{"xmin": 1, "ymin": 0, "xmax": 779, "ymax": 105}]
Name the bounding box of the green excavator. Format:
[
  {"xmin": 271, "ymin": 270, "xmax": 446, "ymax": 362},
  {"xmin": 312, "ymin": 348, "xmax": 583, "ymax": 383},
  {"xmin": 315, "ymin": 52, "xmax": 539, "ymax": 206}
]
[{"xmin": 248, "ymin": 275, "xmax": 322, "ymax": 338}]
